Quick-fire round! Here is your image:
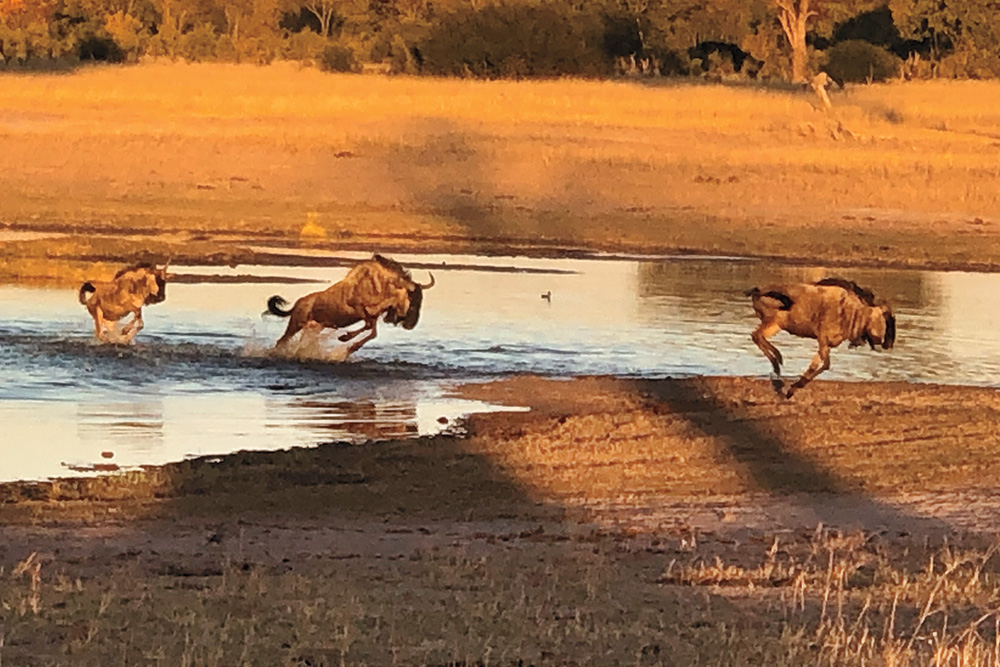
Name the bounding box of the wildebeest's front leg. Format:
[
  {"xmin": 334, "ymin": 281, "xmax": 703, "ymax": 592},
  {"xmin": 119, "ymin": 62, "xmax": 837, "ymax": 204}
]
[
  {"xmin": 347, "ymin": 318, "xmax": 379, "ymax": 354},
  {"xmin": 786, "ymin": 342, "xmax": 831, "ymax": 399},
  {"xmin": 363, "ymin": 293, "xmax": 405, "ymax": 319},
  {"xmin": 751, "ymin": 322, "xmax": 785, "ymax": 394},
  {"xmin": 93, "ymin": 307, "xmax": 120, "ymax": 343},
  {"xmin": 338, "ymin": 323, "xmax": 371, "ymax": 342}
]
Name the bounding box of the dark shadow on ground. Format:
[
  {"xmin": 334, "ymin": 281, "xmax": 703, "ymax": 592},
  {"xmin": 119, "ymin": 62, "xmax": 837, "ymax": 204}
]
[{"xmin": 630, "ymin": 377, "xmax": 954, "ymax": 537}]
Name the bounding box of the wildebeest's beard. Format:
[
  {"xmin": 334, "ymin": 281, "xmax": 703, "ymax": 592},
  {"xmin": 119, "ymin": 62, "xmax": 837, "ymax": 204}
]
[
  {"xmin": 861, "ymin": 308, "xmax": 895, "ymax": 350},
  {"xmin": 400, "ymin": 285, "xmax": 423, "ymax": 330},
  {"xmin": 882, "ymin": 310, "xmax": 896, "ymax": 350}
]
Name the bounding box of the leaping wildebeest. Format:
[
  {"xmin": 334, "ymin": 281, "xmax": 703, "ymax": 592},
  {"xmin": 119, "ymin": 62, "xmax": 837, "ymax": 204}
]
[
  {"xmin": 266, "ymin": 254, "xmax": 435, "ymax": 355},
  {"xmin": 79, "ymin": 262, "xmax": 169, "ymax": 343},
  {"xmin": 746, "ymin": 277, "xmax": 896, "ymax": 398}
]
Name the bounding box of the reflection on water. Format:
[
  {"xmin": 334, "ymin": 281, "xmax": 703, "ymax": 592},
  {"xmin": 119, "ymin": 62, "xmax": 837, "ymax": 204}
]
[{"xmin": 1, "ymin": 252, "xmax": 999, "ymax": 482}]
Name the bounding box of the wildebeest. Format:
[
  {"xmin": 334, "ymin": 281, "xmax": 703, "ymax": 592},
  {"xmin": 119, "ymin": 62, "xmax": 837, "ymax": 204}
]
[
  {"xmin": 78, "ymin": 262, "xmax": 169, "ymax": 343},
  {"xmin": 746, "ymin": 277, "xmax": 896, "ymax": 397},
  {"xmin": 266, "ymin": 254, "xmax": 435, "ymax": 355}
]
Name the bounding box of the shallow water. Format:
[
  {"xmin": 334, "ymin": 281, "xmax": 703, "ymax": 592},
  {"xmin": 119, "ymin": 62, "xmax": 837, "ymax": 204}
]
[{"xmin": 3, "ymin": 251, "xmax": 999, "ymax": 482}]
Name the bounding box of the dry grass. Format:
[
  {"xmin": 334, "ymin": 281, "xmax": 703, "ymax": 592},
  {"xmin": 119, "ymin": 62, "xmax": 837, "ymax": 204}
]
[
  {"xmin": 5, "ymin": 526, "xmax": 1000, "ymax": 665},
  {"xmin": 660, "ymin": 530, "xmax": 1000, "ymax": 667},
  {"xmin": 2, "ymin": 63, "xmax": 1000, "ymax": 274}
]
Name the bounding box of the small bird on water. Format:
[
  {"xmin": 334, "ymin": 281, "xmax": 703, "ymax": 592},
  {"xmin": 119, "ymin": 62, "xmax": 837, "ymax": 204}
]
[{"xmin": 541, "ymin": 291, "xmax": 551, "ymax": 302}]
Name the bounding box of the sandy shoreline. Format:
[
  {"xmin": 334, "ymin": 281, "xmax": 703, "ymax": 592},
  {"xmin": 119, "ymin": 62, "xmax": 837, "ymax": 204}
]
[{"xmin": 4, "ymin": 375, "xmax": 998, "ymax": 529}]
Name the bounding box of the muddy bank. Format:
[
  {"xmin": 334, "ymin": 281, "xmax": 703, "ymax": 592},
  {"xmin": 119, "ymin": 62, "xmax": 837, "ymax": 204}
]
[
  {"xmin": 3, "ymin": 375, "xmax": 999, "ymax": 532},
  {"xmin": 3, "ymin": 376, "xmax": 1000, "ymax": 664}
]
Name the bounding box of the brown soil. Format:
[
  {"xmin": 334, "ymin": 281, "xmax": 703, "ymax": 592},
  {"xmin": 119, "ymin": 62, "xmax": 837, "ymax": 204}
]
[{"xmin": 2, "ymin": 377, "xmax": 1000, "ymax": 663}]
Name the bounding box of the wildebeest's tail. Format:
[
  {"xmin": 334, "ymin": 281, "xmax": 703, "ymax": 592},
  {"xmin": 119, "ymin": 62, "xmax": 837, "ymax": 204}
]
[
  {"xmin": 78, "ymin": 282, "xmax": 96, "ymax": 305},
  {"xmin": 744, "ymin": 287, "xmax": 794, "ymax": 310},
  {"xmin": 267, "ymin": 295, "xmax": 293, "ymax": 317}
]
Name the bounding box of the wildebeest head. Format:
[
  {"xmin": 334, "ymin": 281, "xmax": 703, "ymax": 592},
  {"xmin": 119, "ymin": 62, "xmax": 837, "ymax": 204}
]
[
  {"xmin": 384, "ymin": 272, "xmax": 435, "ymax": 330},
  {"xmin": 817, "ymin": 277, "xmax": 894, "ymax": 351},
  {"xmin": 866, "ymin": 302, "xmax": 896, "ymax": 350},
  {"xmin": 113, "ymin": 262, "xmax": 168, "ymax": 305},
  {"xmin": 134, "ymin": 264, "xmax": 168, "ymax": 305},
  {"xmin": 145, "ymin": 266, "xmax": 168, "ymax": 305}
]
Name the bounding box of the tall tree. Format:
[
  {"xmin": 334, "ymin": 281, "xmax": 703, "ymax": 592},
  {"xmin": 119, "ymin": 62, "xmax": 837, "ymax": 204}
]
[
  {"xmin": 890, "ymin": 0, "xmax": 1000, "ymax": 61},
  {"xmin": 0, "ymin": 0, "xmax": 59, "ymax": 61},
  {"xmin": 302, "ymin": 0, "xmax": 335, "ymax": 35},
  {"xmin": 771, "ymin": 0, "xmax": 814, "ymax": 81},
  {"xmin": 0, "ymin": 0, "xmax": 55, "ymax": 28},
  {"xmin": 769, "ymin": 0, "xmax": 875, "ymax": 81}
]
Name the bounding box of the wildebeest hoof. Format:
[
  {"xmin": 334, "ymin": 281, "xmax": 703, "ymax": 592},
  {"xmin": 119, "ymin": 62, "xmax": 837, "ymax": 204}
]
[{"xmin": 769, "ymin": 376, "xmax": 785, "ymax": 396}]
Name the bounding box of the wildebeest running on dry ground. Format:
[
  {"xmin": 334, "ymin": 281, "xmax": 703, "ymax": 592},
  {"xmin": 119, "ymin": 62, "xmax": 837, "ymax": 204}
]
[
  {"xmin": 78, "ymin": 262, "xmax": 169, "ymax": 343},
  {"xmin": 266, "ymin": 254, "xmax": 435, "ymax": 355},
  {"xmin": 746, "ymin": 277, "xmax": 896, "ymax": 398}
]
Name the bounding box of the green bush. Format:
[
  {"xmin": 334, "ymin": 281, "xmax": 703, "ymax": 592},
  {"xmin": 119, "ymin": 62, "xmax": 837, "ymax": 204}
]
[
  {"xmin": 178, "ymin": 23, "xmax": 219, "ymax": 62},
  {"xmin": 285, "ymin": 29, "xmax": 330, "ymax": 62},
  {"xmin": 824, "ymin": 39, "xmax": 900, "ymax": 83},
  {"xmin": 418, "ymin": 3, "xmax": 610, "ymax": 78},
  {"xmin": 937, "ymin": 45, "xmax": 1000, "ymax": 79},
  {"xmin": 319, "ymin": 43, "xmax": 358, "ymax": 72}
]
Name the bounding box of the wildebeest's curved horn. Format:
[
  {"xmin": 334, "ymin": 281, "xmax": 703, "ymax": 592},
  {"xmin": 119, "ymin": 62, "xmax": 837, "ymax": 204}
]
[{"xmin": 416, "ymin": 273, "xmax": 435, "ymax": 290}]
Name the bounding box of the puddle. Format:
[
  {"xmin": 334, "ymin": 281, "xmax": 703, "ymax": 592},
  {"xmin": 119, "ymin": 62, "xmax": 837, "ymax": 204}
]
[
  {"xmin": 0, "ymin": 229, "xmax": 67, "ymax": 242},
  {"xmin": 2, "ymin": 252, "xmax": 999, "ymax": 482}
]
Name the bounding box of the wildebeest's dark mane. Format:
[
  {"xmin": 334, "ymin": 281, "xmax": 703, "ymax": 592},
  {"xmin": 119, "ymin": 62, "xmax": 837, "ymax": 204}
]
[
  {"xmin": 371, "ymin": 254, "xmax": 411, "ymax": 279},
  {"xmin": 814, "ymin": 277, "xmax": 877, "ymax": 305},
  {"xmin": 114, "ymin": 262, "xmax": 158, "ymax": 279}
]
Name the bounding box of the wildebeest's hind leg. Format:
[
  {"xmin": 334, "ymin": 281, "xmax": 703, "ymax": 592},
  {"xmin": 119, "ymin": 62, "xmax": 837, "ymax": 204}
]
[
  {"xmin": 786, "ymin": 342, "xmax": 831, "ymax": 399},
  {"xmin": 275, "ymin": 310, "xmax": 310, "ymax": 350},
  {"xmin": 92, "ymin": 307, "xmax": 107, "ymax": 341},
  {"xmin": 751, "ymin": 322, "xmax": 785, "ymax": 394},
  {"xmin": 346, "ymin": 319, "xmax": 379, "ymax": 354}
]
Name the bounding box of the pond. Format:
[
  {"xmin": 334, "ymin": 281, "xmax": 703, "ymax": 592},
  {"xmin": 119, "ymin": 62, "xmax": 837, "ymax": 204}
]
[{"xmin": 2, "ymin": 251, "xmax": 998, "ymax": 482}]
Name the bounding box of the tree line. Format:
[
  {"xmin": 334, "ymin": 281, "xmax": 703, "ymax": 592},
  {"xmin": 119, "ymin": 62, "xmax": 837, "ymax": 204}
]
[{"xmin": 1, "ymin": 0, "xmax": 998, "ymax": 82}]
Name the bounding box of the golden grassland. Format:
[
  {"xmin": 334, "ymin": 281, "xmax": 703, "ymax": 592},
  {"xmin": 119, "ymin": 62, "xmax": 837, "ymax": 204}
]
[{"xmin": 2, "ymin": 62, "xmax": 1000, "ymax": 283}]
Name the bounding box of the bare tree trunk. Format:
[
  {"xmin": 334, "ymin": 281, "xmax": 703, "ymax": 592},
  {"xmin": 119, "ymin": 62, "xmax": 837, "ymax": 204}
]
[
  {"xmin": 775, "ymin": 0, "xmax": 815, "ymax": 83},
  {"xmin": 304, "ymin": 1, "xmax": 336, "ymax": 37},
  {"xmin": 225, "ymin": 8, "xmax": 240, "ymax": 45}
]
